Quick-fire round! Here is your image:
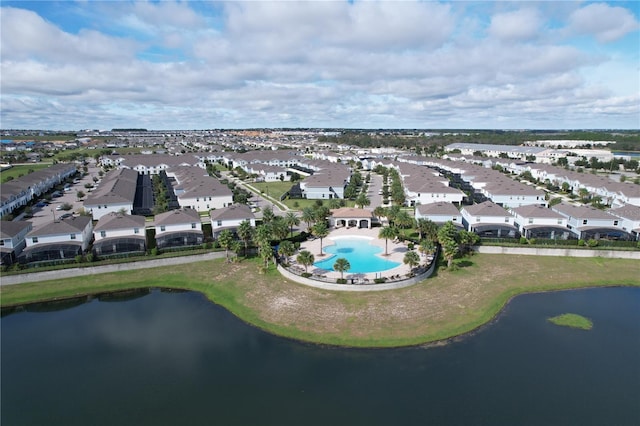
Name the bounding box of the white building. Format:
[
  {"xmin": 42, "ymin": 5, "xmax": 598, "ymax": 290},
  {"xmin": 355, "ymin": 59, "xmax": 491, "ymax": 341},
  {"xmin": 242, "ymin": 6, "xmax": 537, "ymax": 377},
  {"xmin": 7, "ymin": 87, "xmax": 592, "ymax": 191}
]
[
  {"xmin": 415, "ymin": 202, "xmax": 463, "ymax": 226},
  {"xmin": 154, "ymin": 208, "xmax": 203, "ymax": 249},
  {"xmin": 210, "ymin": 204, "xmax": 256, "ymax": 238},
  {"xmin": 461, "ymin": 201, "xmax": 519, "ymax": 238},
  {"xmin": 21, "ymin": 216, "xmax": 94, "ymax": 262},
  {"xmin": 0, "ymin": 220, "xmax": 33, "ymax": 265},
  {"xmin": 93, "ymin": 213, "xmax": 147, "ymax": 256},
  {"xmin": 511, "ymin": 205, "xmax": 571, "ymax": 240},
  {"xmin": 551, "ymin": 202, "xmax": 630, "ymax": 240}
]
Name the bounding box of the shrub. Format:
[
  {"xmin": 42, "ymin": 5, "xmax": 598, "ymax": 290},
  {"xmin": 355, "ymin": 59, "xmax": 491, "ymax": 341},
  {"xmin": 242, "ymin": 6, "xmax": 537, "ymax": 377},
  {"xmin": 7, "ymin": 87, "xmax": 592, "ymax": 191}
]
[
  {"xmin": 519, "ymin": 237, "xmax": 528, "ymax": 244},
  {"xmin": 150, "ymin": 248, "xmax": 159, "ymax": 256},
  {"xmin": 587, "ymin": 239, "xmax": 599, "ymax": 247},
  {"xmin": 407, "ymin": 242, "xmax": 415, "ymax": 250},
  {"xmin": 86, "ymin": 253, "xmax": 94, "ymax": 263},
  {"xmin": 373, "ymin": 277, "xmax": 387, "ymax": 284},
  {"xmin": 528, "ymin": 238, "xmax": 536, "ymax": 245},
  {"xmin": 336, "ymin": 278, "xmax": 347, "ymax": 284},
  {"xmin": 578, "ymin": 239, "xmax": 586, "ymax": 246},
  {"xmin": 75, "ymin": 255, "xmax": 84, "ymax": 263},
  {"xmin": 301, "ymin": 272, "xmax": 312, "ymax": 278}
]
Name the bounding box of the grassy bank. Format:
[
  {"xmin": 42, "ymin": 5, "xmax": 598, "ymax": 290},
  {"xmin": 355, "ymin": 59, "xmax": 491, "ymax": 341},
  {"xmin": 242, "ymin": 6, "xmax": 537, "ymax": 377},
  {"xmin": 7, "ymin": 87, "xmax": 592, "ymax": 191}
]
[
  {"xmin": 1, "ymin": 254, "xmax": 638, "ymax": 347},
  {"xmin": 548, "ymin": 313, "xmax": 593, "ymax": 330}
]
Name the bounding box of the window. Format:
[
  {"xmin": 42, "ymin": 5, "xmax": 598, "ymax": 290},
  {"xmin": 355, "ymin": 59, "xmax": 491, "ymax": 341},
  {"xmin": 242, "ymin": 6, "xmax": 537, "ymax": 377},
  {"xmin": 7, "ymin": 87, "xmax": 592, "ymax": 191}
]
[
  {"xmin": 0, "ymin": 239, "xmax": 4, "ymax": 246},
  {"xmin": 191, "ymin": 223, "xmax": 196, "ymax": 229},
  {"xmin": 528, "ymin": 218, "xmax": 534, "ymax": 224},
  {"xmin": 505, "ymin": 217, "xmax": 509, "ymax": 223},
  {"xmin": 557, "ymin": 219, "xmax": 563, "ymax": 225},
  {"xmin": 100, "ymin": 231, "xmax": 106, "ymax": 238},
  {"xmin": 134, "ymin": 228, "xmax": 139, "ymax": 234},
  {"xmin": 160, "ymin": 226, "xmax": 166, "ymax": 232},
  {"xmin": 476, "ymin": 217, "xmax": 480, "ymax": 222},
  {"xmin": 70, "ymin": 234, "xmax": 76, "ymax": 240},
  {"xmin": 582, "ymin": 219, "xmax": 588, "ymax": 225},
  {"xmin": 613, "ymin": 220, "xmax": 618, "ymax": 226},
  {"xmin": 32, "ymin": 237, "xmax": 38, "ymax": 243},
  {"xmin": 217, "ymin": 220, "xmax": 222, "ymax": 227}
]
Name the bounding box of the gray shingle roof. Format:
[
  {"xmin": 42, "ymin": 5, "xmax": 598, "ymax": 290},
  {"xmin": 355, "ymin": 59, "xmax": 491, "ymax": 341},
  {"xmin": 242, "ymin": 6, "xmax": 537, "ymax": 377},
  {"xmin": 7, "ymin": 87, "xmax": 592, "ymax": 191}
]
[
  {"xmin": 0, "ymin": 221, "xmax": 32, "ymax": 239},
  {"xmin": 209, "ymin": 204, "xmax": 254, "ymax": 222},
  {"xmin": 94, "ymin": 213, "xmax": 146, "ymax": 231}
]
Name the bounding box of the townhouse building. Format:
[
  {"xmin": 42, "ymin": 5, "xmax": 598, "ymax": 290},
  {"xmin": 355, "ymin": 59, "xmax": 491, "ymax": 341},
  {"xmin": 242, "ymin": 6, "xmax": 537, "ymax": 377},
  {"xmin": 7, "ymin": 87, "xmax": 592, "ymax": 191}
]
[
  {"xmin": 209, "ymin": 204, "xmax": 256, "ymax": 238},
  {"xmin": 0, "ymin": 220, "xmax": 33, "ymax": 265},
  {"xmin": 154, "ymin": 208, "xmax": 203, "ymax": 249},
  {"xmin": 551, "ymin": 202, "xmax": 630, "ymax": 240},
  {"xmin": 461, "ymin": 201, "xmax": 519, "ymax": 238},
  {"xmin": 93, "ymin": 212, "xmax": 147, "ymax": 256},
  {"xmin": 511, "ymin": 205, "xmax": 571, "ymax": 240},
  {"xmin": 21, "ymin": 216, "xmax": 93, "ymax": 263}
]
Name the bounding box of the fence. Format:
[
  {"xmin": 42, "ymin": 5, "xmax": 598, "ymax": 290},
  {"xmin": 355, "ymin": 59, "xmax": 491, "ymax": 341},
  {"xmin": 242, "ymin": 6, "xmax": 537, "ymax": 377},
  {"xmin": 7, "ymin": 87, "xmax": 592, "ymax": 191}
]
[{"xmin": 277, "ymin": 247, "xmax": 439, "ymax": 292}]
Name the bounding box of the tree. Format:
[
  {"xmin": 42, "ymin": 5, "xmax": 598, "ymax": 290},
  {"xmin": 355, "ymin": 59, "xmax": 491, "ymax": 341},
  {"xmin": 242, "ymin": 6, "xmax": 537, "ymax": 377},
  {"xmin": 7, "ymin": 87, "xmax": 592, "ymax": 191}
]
[
  {"xmin": 418, "ymin": 239, "xmax": 437, "ymax": 263},
  {"xmin": 458, "ymin": 230, "xmax": 479, "ymax": 255},
  {"xmin": 578, "ymin": 188, "xmax": 590, "ymax": 203},
  {"xmin": 270, "ymin": 217, "xmax": 290, "ymax": 241},
  {"xmin": 312, "ymin": 221, "xmax": 329, "ymax": 256},
  {"xmin": 284, "ymin": 211, "xmax": 300, "ymax": 238},
  {"xmin": 218, "ymin": 229, "xmax": 234, "ymax": 262},
  {"xmin": 378, "ymin": 226, "xmax": 398, "ymax": 256},
  {"xmin": 403, "ymin": 251, "xmax": 420, "ymax": 270},
  {"xmin": 301, "ymin": 207, "xmax": 315, "ymax": 231},
  {"xmin": 76, "ymin": 190, "xmax": 85, "ymax": 200},
  {"xmin": 296, "ymin": 250, "xmax": 315, "ymax": 273},
  {"xmin": 416, "ymin": 218, "xmax": 438, "ymax": 241},
  {"xmin": 261, "ymin": 205, "xmax": 275, "ymax": 224},
  {"xmin": 437, "ymin": 221, "xmax": 459, "ymax": 244},
  {"xmin": 386, "ymin": 205, "xmax": 401, "ymax": 225},
  {"xmin": 328, "ymin": 199, "xmax": 341, "ymax": 209},
  {"xmin": 394, "ymin": 210, "xmax": 414, "ymax": 229},
  {"xmin": 237, "ymin": 220, "xmax": 253, "ymax": 254},
  {"xmin": 442, "ymin": 238, "xmax": 459, "ymax": 269},
  {"xmin": 561, "ymin": 182, "xmax": 571, "ymax": 193},
  {"xmin": 373, "ymin": 206, "xmax": 386, "ymax": 222},
  {"xmin": 278, "ymin": 240, "xmax": 296, "ymax": 264},
  {"xmin": 355, "ymin": 193, "xmax": 370, "ymax": 209},
  {"xmin": 333, "ymin": 257, "xmax": 351, "ymax": 280}
]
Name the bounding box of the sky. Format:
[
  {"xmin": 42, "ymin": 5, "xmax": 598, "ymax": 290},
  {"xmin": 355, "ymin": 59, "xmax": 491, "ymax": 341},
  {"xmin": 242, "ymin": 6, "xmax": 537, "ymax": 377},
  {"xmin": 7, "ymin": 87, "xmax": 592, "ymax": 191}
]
[{"xmin": 1, "ymin": 1, "xmax": 639, "ymax": 130}]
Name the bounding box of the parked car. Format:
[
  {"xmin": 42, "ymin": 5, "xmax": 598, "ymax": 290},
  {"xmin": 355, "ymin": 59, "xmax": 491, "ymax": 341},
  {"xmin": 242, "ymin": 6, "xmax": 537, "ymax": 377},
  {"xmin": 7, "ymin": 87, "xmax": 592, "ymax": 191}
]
[
  {"xmin": 52, "ymin": 191, "xmax": 63, "ymax": 198},
  {"xmin": 60, "ymin": 213, "xmax": 73, "ymax": 219},
  {"xmin": 35, "ymin": 202, "xmax": 47, "ymax": 208},
  {"xmin": 56, "ymin": 205, "xmax": 63, "ymax": 211}
]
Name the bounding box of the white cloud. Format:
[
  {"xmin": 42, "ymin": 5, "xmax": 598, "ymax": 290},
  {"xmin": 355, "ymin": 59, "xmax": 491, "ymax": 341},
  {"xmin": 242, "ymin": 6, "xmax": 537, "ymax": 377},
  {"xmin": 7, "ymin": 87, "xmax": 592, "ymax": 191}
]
[
  {"xmin": 488, "ymin": 8, "xmax": 543, "ymax": 41},
  {"xmin": 0, "ymin": 1, "xmax": 638, "ymax": 129},
  {"xmin": 568, "ymin": 3, "xmax": 640, "ymax": 43}
]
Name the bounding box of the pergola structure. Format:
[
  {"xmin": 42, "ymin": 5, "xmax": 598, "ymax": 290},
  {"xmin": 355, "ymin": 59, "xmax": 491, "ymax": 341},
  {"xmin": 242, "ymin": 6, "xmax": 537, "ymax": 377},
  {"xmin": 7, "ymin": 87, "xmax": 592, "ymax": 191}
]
[{"xmin": 329, "ymin": 207, "xmax": 373, "ymax": 229}]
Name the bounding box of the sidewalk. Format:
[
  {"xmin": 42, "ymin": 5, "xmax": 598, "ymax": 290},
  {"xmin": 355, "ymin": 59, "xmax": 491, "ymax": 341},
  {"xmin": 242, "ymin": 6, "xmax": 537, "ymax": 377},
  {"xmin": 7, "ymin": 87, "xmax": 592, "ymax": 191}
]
[{"xmin": 1, "ymin": 251, "xmax": 227, "ymax": 286}]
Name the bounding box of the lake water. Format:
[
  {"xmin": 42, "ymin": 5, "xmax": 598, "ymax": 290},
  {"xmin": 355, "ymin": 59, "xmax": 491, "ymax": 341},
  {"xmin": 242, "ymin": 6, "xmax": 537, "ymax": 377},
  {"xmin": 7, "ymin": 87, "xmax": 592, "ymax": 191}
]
[{"xmin": 2, "ymin": 287, "xmax": 639, "ymax": 426}]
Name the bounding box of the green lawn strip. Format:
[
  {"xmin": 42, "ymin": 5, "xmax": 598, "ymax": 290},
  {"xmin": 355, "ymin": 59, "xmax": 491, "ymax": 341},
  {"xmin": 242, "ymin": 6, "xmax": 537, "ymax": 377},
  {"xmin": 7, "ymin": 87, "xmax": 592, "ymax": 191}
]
[
  {"xmin": 548, "ymin": 313, "xmax": 593, "ymax": 330},
  {"xmin": 0, "ymin": 164, "xmax": 52, "ymax": 182},
  {"xmin": 1, "ymin": 255, "xmax": 638, "ymax": 347}
]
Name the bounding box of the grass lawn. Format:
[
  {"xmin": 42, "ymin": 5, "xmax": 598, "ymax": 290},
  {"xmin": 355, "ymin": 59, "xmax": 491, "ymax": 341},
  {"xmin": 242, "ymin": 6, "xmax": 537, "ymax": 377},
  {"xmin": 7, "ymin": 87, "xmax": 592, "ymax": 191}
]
[
  {"xmin": 0, "ymin": 164, "xmax": 53, "ymax": 183},
  {"xmin": 1, "ymin": 254, "xmax": 638, "ymax": 347},
  {"xmin": 251, "ymin": 181, "xmax": 294, "ymax": 198},
  {"xmin": 548, "ymin": 313, "xmax": 593, "ymax": 330},
  {"xmin": 282, "ymin": 198, "xmax": 356, "ymax": 210}
]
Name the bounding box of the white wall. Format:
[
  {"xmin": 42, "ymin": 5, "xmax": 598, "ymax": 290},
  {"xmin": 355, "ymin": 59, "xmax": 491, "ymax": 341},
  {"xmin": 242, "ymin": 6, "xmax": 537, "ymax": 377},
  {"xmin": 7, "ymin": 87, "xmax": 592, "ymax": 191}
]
[
  {"xmin": 155, "ymin": 221, "xmax": 202, "ymax": 235},
  {"xmin": 86, "ymin": 202, "xmax": 133, "ymax": 220},
  {"xmin": 178, "ymin": 194, "xmax": 233, "ymax": 212},
  {"xmin": 94, "ymin": 226, "xmax": 143, "ymax": 241}
]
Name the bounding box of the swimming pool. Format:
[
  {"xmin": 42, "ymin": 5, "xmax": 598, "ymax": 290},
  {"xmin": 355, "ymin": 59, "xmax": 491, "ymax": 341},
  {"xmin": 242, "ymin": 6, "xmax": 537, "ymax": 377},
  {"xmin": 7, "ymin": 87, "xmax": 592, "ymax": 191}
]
[{"xmin": 313, "ymin": 237, "xmax": 401, "ymax": 274}]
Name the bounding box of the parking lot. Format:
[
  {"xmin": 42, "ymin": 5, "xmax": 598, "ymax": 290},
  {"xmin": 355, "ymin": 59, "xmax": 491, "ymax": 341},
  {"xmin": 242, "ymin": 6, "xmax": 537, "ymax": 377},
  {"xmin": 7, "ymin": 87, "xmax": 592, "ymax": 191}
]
[{"xmin": 26, "ymin": 163, "xmax": 101, "ymax": 230}]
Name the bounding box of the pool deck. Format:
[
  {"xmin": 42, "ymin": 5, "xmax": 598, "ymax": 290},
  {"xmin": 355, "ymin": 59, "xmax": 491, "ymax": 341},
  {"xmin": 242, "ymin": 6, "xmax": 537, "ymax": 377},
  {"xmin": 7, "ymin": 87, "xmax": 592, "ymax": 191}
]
[{"xmin": 296, "ymin": 227, "xmax": 419, "ymax": 281}]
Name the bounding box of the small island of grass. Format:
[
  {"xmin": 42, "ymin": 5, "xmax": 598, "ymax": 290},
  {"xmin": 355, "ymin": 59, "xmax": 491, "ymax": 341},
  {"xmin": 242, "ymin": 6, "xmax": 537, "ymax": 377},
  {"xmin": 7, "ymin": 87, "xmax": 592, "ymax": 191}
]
[{"xmin": 548, "ymin": 313, "xmax": 593, "ymax": 330}]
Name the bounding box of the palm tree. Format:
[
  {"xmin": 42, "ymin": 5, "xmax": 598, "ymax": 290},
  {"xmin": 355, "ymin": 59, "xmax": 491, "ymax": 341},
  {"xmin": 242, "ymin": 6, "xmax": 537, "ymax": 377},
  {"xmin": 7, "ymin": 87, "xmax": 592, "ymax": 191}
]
[
  {"xmin": 386, "ymin": 205, "xmax": 401, "ymax": 226},
  {"xmin": 395, "ymin": 210, "xmax": 414, "ymax": 230},
  {"xmin": 296, "ymin": 250, "xmax": 315, "ymax": 273},
  {"xmin": 437, "ymin": 221, "xmax": 459, "ymax": 244},
  {"xmin": 355, "ymin": 193, "xmax": 370, "ymax": 209},
  {"xmin": 278, "ymin": 240, "xmax": 296, "ymax": 264},
  {"xmin": 217, "ymin": 229, "xmax": 234, "ymax": 262},
  {"xmin": 373, "ymin": 206, "xmax": 387, "ymax": 223},
  {"xmin": 311, "ymin": 221, "xmax": 329, "ymax": 256},
  {"xmin": 333, "ymin": 257, "xmax": 351, "ymax": 280},
  {"xmin": 378, "ymin": 226, "xmax": 398, "ymax": 256},
  {"xmin": 403, "ymin": 251, "xmax": 420, "ymax": 270},
  {"xmin": 270, "ymin": 217, "xmax": 290, "ymax": 241},
  {"xmin": 458, "ymin": 230, "xmax": 479, "ymax": 255},
  {"xmin": 416, "ymin": 218, "xmax": 437, "ymax": 241},
  {"xmin": 261, "ymin": 205, "xmax": 275, "ymax": 224},
  {"xmin": 284, "ymin": 211, "xmax": 300, "ymax": 238},
  {"xmin": 237, "ymin": 219, "xmax": 253, "ymax": 254},
  {"xmin": 418, "ymin": 238, "xmax": 437, "ymax": 263},
  {"xmin": 442, "ymin": 238, "xmax": 459, "ymax": 269},
  {"xmin": 328, "ymin": 199, "xmax": 341, "ymax": 209},
  {"xmin": 301, "ymin": 207, "xmax": 315, "ymax": 231}
]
